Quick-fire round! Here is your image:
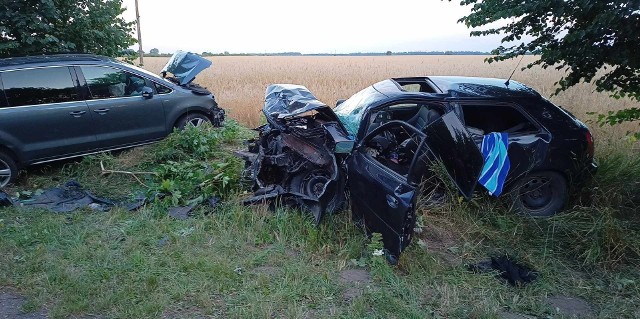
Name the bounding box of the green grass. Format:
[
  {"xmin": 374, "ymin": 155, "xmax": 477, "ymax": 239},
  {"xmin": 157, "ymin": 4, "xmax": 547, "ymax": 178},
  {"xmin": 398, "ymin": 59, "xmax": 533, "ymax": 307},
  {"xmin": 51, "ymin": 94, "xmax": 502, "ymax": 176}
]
[{"xmin": 1, "ymin": 125, "xmax": 639, "ymax": 318}]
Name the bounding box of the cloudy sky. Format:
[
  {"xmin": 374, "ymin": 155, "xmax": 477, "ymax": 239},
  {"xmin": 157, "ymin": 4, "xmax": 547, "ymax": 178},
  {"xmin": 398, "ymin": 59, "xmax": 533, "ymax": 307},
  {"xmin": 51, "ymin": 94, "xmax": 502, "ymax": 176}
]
[{"xmin": 121, "ymin": 0, "xmax": 505, "ymax": 54}]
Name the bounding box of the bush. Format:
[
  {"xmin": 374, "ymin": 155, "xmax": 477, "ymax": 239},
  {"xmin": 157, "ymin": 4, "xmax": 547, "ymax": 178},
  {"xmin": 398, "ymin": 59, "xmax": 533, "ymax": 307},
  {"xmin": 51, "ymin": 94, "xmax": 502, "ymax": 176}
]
[{"xmin": 146, "ymin": 123, "xmax": 243, "ymax": 206}]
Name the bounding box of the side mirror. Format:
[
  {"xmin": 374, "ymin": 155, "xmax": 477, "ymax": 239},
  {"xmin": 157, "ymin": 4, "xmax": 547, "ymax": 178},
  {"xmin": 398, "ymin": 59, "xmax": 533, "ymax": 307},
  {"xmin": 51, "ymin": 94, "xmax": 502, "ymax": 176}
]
[
  {"xmin": 336, "ymin": 99, "xmax": 346, "ymax": 107},
  {"xmin": 142, "ymin": 86, "xmax": 154, "ymax": 99}
]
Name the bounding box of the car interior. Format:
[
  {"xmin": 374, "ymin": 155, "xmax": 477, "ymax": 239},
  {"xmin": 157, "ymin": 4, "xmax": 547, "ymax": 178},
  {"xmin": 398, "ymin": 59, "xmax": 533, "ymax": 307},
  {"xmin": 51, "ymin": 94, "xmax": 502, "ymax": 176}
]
[
  {"xmin": 364, "ymin": 102, "xmax": 443, "ymax": 176},
  {"xmin": 363, "ymin": 101, "xmax": 540, "ymax": 177}
]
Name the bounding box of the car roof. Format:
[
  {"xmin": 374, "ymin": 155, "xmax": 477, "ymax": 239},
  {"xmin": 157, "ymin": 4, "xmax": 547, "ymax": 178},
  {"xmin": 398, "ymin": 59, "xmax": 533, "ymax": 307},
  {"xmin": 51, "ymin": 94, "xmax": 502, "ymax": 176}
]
[
  {"xmin": 0, "ymin": 54, "xmax": 118, "ymax": 68},
  {"xmin": 378, "ymin": 76, "xmax": 540, "ymax": 99}
]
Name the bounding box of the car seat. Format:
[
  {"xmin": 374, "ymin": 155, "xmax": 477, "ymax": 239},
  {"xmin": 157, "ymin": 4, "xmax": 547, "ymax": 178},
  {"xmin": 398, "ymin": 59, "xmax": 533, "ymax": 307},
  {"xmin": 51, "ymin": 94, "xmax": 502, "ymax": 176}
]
[{"xmin": 407, "ymin": 105, "xmax": 441, "ymax": 131}]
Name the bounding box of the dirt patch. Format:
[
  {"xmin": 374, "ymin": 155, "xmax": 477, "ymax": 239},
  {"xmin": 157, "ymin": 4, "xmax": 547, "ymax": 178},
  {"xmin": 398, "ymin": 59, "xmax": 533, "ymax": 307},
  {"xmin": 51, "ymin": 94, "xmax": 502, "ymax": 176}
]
[
  {"xmin": 0, "ymin": 288, "xmax": 47, "ymax": 319},
  {"xmin": 545, "ymin": 296, "xmax": 594, "ymax": 318},
  {"xmin": 338, "ymin": 269, "xmax": 372, "ymax": 301},
  {"xmin": 418, "ymin": 223, "xmax": 463, "ymax": 266}
]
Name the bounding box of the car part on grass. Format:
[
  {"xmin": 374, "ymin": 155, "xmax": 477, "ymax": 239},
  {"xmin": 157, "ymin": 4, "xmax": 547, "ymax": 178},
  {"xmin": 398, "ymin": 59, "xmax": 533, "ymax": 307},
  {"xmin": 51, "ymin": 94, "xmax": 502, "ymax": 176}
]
[
  {"xmin": 16, "ymin": 181, "xmax": 116, "ymax": 213},
  {"xmin": 0, "ymin": 191, "xmax": 12, "ymax": 207},
  {"xmin": 468, "ymin": 255, "xmax": 539, "ymax": 286},
  {"xmin": 239, "ymin": 77, "xmax": 597, "ymax": 262},
  {"xmin": 5, "ymin": 181, "xmax": 144, "ymax": 213}
]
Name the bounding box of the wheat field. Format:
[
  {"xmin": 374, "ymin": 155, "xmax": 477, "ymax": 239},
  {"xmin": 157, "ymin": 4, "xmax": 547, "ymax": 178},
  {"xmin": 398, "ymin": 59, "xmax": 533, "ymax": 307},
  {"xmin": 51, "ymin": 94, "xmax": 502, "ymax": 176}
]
[{"xmin": 143, "ymin": 56, "xmax": 637, "ymax": 137}]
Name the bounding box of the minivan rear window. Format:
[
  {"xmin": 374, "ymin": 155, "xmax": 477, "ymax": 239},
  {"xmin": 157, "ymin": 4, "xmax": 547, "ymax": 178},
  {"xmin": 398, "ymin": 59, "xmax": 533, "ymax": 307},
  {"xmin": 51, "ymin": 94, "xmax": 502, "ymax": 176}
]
[{"xmin": 2, "ymin": 67, "xmax": 79, "ymax": 107}]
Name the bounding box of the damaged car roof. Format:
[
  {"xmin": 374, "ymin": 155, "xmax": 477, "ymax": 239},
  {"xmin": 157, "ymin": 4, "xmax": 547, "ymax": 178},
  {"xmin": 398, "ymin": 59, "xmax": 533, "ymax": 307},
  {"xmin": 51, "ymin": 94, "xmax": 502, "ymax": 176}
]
[{"xmin": 377, "ymin": 76, "xmax": 541, "ymax": 99}]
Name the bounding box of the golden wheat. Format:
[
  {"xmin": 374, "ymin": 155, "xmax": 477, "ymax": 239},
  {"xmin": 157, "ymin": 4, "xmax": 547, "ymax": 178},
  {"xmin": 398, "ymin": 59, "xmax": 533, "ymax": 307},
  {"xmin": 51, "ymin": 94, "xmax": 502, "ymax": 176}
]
[{"xmin": 142, "ymin": 56, "xmax": 637, "ymax": 138}]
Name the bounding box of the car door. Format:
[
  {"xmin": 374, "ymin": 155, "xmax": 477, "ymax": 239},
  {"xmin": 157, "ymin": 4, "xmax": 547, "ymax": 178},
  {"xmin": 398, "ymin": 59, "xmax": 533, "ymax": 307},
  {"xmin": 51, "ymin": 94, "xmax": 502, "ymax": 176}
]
[
  {"xmin": 79, "ymin": 65, "xmax": 167, "ymax": 149},
  {"xmin": 451, "ymin": 100, "xmax": 551, "ymax": 185},
  {"xmin": 0, "ymin": 67, "xmax": 97, "ymax": 162},
  {"xmin": 347, "ymin": 112, "xmax": 483, "ymax": 261}
]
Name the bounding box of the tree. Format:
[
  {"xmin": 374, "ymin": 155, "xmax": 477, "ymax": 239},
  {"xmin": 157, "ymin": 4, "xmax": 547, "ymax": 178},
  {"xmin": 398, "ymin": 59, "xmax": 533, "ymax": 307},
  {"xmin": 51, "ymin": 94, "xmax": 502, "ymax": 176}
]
[
  {"xmin": 454, "ymin": 0, "xmax": 640, "ymax": 135},
  {"xmin": 0, "ymin": 0, "xmax": 136, "ymax": 58},
  {"xmin": 149, "ymin": 48, "xmax": 160, "ymax": 55},
  {"xmin": 386, "ymin": 51, "xmax": 392, "ymax": 56}
]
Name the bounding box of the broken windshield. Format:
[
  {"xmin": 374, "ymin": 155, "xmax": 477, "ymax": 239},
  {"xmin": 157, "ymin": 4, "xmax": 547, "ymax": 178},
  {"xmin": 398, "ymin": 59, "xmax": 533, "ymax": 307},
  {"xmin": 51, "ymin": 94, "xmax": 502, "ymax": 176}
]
[{"xmin": 333, "ymin": 86, "xmax": 384, "ymax": 136}]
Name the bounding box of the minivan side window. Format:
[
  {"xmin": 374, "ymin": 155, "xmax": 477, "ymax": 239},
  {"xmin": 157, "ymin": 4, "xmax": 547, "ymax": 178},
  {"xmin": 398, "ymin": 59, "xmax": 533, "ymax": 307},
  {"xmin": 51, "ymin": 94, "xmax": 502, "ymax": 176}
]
[
  {"xmin": 81, "ymin": 66, "xmax": 147, "ymax": 99},
  {"xmin": 2, "ymin": 67, "xmax": 79, "ymax": 107}
]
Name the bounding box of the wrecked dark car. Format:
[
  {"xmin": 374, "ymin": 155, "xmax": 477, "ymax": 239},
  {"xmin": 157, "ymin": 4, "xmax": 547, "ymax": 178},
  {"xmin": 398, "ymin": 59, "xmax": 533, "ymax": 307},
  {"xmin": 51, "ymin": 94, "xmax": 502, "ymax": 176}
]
[{"xmin": 237, "ymin": 77, "xmax": 597, "ymax": 261}]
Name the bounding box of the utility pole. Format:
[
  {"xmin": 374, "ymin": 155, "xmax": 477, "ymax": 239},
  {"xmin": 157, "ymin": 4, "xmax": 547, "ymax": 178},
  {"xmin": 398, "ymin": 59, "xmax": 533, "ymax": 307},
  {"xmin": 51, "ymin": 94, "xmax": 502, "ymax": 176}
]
[{"xmin": 135, "ymin": 0, "xmax": 143, "ymax": 65}]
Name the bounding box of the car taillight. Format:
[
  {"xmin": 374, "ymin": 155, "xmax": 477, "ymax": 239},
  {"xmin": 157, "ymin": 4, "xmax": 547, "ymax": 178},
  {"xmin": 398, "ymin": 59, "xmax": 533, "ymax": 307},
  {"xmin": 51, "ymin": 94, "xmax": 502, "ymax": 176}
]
[{"xmin": 585, "ymin": 130, "xmax": 594, "ymax": 158}]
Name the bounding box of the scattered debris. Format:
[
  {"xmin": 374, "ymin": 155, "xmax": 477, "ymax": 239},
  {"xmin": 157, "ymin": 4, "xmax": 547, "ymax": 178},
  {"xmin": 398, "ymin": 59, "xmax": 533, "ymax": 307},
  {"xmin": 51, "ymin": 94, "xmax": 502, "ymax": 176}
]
[
  {"xmin": 0, "ymin": 192, "xmax": 12, "ymax": 207},
  {"xmin": 468, "ymin": 255, "xmax": 538, "ymax": 286},
  {"xmin": 206, "ymin": 196, "xmax": 221, "ymax": 208},
  {"xmin": 16, "ymin": 181, "xmax": 115, "ymax": 213},
  {"xmin": 100, "ymin": 161, "xmax": 156, "ymax": 187},
  {"xmin": 168, "ymin": 205, "xmax": 196, "ymax": 220},
  {"xmin": 4, "ymin": 181, "xmax": 145, "ymax": 213}
]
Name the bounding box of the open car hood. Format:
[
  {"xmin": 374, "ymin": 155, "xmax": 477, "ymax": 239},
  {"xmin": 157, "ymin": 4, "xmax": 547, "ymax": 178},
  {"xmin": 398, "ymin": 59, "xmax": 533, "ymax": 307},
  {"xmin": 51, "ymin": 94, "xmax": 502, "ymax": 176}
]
[
  {"xmin": 161, "ymin": 51, "xmax": 212, "ymax": 86},
  {"xmin": 264, "ymin": 84, "xmax": 333, "ymax": 119}
]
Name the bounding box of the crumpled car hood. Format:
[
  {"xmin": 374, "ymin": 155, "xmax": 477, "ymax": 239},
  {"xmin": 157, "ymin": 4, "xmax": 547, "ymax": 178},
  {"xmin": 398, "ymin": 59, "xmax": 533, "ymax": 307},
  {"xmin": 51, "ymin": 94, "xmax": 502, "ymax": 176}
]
[
  {"xmin": 161, "ymin": 50, "xmax": 212, "ymax": 86},
  {"xmin": 264, "ymin": 84, "xmax": 333, "ymax": 119}
]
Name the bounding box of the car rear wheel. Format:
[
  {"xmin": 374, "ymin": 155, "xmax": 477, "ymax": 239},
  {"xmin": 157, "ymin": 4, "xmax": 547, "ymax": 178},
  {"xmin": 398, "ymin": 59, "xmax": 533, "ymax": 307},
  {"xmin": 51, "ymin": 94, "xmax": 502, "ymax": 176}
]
[
  {"xmin": 512, "ymin": 171, "xmax": 567, "ymax": 217},
  {"xmin": 175, "ymin": 113, "xmax": 211, "ymax": 130},
  {"xmin": 0, "ymin": 150, "xmax": 18, "ymax": 188}
]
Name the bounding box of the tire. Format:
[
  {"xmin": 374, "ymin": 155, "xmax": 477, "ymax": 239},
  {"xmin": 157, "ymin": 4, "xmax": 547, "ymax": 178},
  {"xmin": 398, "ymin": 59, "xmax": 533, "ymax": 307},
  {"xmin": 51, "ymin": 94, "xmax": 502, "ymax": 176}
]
[
  {"xmin": 511, "ymin": 171, "xmax": 568, "ymax": 217},
  {"xmin": 289, "ymin": 168, "xmax": 346, "ymax": 215},
  {"xmin": 175, "ymin": 113, "xmax": 212, "ymax": 130},
  {"xmin": 0, "ymin": 150, "xmax": 18, "ymax": 188}
]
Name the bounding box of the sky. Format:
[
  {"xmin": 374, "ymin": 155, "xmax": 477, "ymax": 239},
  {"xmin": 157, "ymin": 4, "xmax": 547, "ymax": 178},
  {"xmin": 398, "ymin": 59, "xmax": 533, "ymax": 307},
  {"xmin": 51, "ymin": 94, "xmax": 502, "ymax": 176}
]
[{"xmin": 120, "ymin": 0, "xmax": 506, "ymax": 54}]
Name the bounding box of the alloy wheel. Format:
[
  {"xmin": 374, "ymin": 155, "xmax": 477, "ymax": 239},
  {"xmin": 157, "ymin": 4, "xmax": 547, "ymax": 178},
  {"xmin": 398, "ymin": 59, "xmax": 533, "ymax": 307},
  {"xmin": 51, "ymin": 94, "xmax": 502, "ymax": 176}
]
[{"xmin": 0, "ymin": 158, "xmax": 12, "ymax": 187}]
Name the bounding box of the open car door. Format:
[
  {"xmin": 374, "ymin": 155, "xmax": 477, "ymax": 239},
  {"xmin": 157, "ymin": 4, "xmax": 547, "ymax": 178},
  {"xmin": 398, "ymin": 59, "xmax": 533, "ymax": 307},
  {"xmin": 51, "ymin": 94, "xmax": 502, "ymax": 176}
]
[{"xmin": 347, "ymin": 112, "xmax": 483, "ymax": 262}]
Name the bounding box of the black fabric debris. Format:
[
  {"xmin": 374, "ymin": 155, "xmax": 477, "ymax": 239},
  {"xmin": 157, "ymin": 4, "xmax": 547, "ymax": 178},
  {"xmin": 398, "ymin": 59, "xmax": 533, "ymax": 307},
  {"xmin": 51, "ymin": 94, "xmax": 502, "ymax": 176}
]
[
  {"xmin": 207, "ymin": 196, "xmax": 221, "ymax": 208},
  {"xmin": 124, "ymin": 194, "xmax": 147, "ymax": 211},
  {"xmin": 168, "ymin": 205, "xmax": 196, "ymax": 220},
  {"xmin": 18, "ymin": 181, "xmax": 115, "ymax": 213},
  {"xmin": 10, "ymin": 181, "xmax": 143, "ymax": 213},
  {"xmin": 468, "ymin": 255, "xmax": 538, "ymax": 286},
  {"xmin": 0, "ymin": 191, "xmax": 12, "ymax": 207}
]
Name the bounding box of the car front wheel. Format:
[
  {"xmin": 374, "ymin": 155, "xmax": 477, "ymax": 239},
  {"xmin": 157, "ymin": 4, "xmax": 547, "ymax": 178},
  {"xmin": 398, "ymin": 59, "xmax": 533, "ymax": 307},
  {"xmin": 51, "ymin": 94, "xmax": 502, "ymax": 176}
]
[
  {"xmin": 511, "ymin": 171, "xmax": 568, "ymax": 217},
  {"xmin": 175, "ymin": 113, "xmax": 212, "ymax": 130},
  {"xmin": 0, "ymin": 150, "xmax": 18, "ymax": 188}
]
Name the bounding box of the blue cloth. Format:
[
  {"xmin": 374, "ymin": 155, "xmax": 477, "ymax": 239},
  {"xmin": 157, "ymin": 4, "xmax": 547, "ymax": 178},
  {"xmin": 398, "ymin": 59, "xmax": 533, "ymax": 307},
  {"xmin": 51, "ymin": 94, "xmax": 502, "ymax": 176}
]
[{"xmin": 479, "ymin": 133, "xmax": 510, "ymax": 196}]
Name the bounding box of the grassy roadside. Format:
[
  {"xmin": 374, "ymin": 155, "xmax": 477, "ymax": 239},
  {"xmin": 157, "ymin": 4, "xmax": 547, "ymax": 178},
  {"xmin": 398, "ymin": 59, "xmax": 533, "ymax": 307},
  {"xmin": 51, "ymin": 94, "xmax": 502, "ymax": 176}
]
[{"xmin": 1, "ymin": 123, "xmax": 639, "ymax": 318}]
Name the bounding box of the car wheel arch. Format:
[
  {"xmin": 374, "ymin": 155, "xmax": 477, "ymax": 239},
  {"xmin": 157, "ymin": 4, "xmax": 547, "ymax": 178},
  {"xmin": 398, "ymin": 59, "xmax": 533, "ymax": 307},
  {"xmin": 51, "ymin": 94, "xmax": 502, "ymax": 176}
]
[
  {"xmin": 507, "ymin": 169, "xmax": 569, "ymax": 217},
  {"xmin": 0, "ymin": 144, "xmax": 21, "ymax": 166},
  {"xmin": 173, "ymin": 110, "xmax": 211, "ymax": 129}
]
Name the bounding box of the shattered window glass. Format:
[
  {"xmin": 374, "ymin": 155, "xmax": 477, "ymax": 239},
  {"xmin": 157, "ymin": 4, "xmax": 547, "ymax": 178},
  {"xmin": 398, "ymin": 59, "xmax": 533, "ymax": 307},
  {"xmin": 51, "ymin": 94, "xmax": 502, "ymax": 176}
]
[{"xmin": 333, "ymin": 86, "xmax": 383, "ymax": 135}]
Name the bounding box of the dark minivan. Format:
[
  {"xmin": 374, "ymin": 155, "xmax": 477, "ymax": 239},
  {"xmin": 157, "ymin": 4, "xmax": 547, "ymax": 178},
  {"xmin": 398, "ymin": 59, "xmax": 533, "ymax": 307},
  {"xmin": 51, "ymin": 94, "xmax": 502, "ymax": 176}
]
[{"xmin": 0, "ymin": 52, "xmax": 224, "ymax": 187}]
